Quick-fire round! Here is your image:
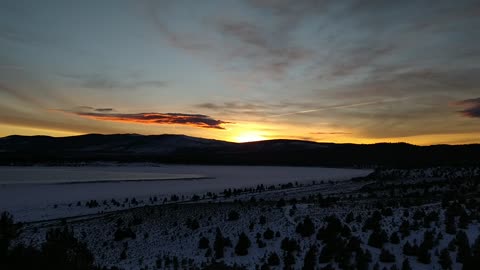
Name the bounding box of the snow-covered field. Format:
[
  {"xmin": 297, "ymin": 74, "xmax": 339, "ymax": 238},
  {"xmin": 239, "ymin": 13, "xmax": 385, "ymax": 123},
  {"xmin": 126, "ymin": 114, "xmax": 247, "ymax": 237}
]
[
  {"xmin": 6, "ymin": 166, "xmax": 480, "ymax": 270},
  {"xmin": 0, "ymin": 165, "xmax": 371, "ymax": 221}
]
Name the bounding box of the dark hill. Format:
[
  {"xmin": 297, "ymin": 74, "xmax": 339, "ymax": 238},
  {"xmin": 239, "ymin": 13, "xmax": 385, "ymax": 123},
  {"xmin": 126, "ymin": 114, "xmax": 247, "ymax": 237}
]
[{"xmin": 1, "ymin": 134, "xmax": 479, "ymax": 167}]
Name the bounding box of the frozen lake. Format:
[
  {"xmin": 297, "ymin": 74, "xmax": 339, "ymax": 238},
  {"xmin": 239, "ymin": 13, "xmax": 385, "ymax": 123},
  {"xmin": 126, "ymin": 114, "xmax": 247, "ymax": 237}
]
[{"xmin": 0, "ymin": 165, "xmax": 372, "ymax": 221}]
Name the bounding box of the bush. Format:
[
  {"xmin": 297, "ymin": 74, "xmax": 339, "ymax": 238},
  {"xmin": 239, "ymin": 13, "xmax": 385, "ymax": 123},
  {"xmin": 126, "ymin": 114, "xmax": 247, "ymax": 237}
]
[
  {"xmin": 280, "ymin": 237, "xmax": 299, "ymax": 253},
  {"xmin": 455, "ymin": 230, "xmax": 471, "ymax": 263},
  {"xmin": 368, "ymin": 230, "xmax": 388, "ymax": 248},
  {"xmin": 379, "ymin": 248, "xmax": 395, "ymax": 263},
  {"xmin": 227, "ymin": 210, "xmax": 240, "ymax": 221},
  {"xmin": 186, "ymin": 218, "xmax": 200, "ymax": 230},
  {"xmin": 259, "ymin": 216, "xmax": 267, "ymax": 225},
  {"xmin": 263, "ymin": 228, "xmax": 274, "ymax": 240},
  {"xmin": 416, "ymin": 246, "xmax": 431, "ymax": 264},
  {"xmin": 296, "ymin": 216, "xmax": 315, "ymax": 237},
  {"xmin": 403, "ymin": 241, "xmax": 417, "ymax": 256},
  {"xmin": 390, "ymin": 232, "xmax": 400, "ymax": 244},
  {"xmin": 401, "ymin": 258, "xmax": 412, "ymax": 270},
  {"xmin": 198, "ymin": 236, "xmax": 210, "ymax": 249},
  {"xmin": 267, "ymin": 252, "xmax": 280, "ymax": 266},
  {"xmin": 302, "ymin": 246, "xmax": 317, "ymax": 270},
  {"xmin": 283, "ymin": 251, "xmax": 295, "ymax": 267},
  {"xmin": 42, "ymin": 227, "xmax": 96, "ymax": 269},
  {"xmin": 438, "ymin": 249, "xmax": 452, "ymax": 270},
  {"xmin": 114, "ymin": 227, "xmax": 136, "ymax": 241}
]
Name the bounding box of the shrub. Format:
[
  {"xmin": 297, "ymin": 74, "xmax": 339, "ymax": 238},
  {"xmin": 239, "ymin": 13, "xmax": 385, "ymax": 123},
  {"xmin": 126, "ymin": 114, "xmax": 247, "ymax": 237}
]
[
  {"xmin": 267, "ymin": 252, "xmax": 280, "ymax": 266},
  {"xmin": 401, "ymin": 258, "xmax": 412, "ymax": 270},
  {"xmin": 438, "ymin": 249, "xmax": 452, "ymax": 270},
  {"xmin": 367, "ymin": 229, "xmax": 388, "ymax": 248},
  {"xmin": 280, "ymin": 237, "xmax": 299, "ymax": 253},
  {"xmin": 263, "ymin": 228, "xmax": 274, "ymax": 240},
  {"xmin": 227, "ymin": 210, "xmax": 240, "ymax": 221},
  {"xmin": 259, "ymin": 216, "xmax": 267, "ymax": 225},
  {"xmin": 296, "ymin": 216, "xmax": 315, "ymax": 237},
  {"xmin": 302, "ymin": 246, "xmax": 317, "ymax": 270},
  {"xmin": 186, "ymin": 218, "xmax": 200, "ymax": 230},
  {"xmin": 114, "ymin": 227, "xmax": 136, "ymax": 241},
  {"xmin": 198, "ymin": 236, "xmax": 210, "ymax": 249},
  {"xmin": 379, "ymin": 248, "xmax": 395, "ymax": 263}
]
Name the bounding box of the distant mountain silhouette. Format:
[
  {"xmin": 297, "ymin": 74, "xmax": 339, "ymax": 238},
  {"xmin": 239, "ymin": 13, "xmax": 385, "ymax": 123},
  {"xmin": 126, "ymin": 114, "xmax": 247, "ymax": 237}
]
[{"xmin": 1, "ymin": 134, "xmax": 479, "ymax": 167}]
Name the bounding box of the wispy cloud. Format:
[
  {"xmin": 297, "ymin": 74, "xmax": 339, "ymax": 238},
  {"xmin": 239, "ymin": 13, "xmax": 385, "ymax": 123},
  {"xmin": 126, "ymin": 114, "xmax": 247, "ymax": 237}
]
[
  {"xmin": 311, "ymin": 132, "xmax": 352, "ymax": 135},
  {"xmin": 270, "ymin": 99, "xmax": 409, "ymax": 117},
  {"xmin": 59, "ymin": 73, "xmax": 168, "ymax": 90},
  {"xmin": 215, "ymin": 20, "xmax": 311, "ymax": 76}
]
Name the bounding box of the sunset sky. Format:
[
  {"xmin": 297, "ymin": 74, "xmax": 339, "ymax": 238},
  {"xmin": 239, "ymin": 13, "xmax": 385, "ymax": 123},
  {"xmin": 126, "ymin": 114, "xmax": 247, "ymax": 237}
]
[{"xmin": 1, "ymin": 0, "xmax": 479, "ymax": 144}]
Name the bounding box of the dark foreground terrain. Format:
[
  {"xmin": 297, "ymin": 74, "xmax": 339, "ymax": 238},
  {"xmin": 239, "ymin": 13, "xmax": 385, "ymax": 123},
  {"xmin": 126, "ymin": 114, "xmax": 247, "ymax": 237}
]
[{"xmin": 1, "ymin": 166, "xmax": 480, "ymax": 269}]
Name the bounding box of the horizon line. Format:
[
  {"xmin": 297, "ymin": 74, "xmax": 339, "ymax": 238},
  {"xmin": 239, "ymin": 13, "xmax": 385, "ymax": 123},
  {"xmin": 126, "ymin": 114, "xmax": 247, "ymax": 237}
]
[{"xmin": 2, "ymin": 132, "xmax": 479, "ymax": 147}]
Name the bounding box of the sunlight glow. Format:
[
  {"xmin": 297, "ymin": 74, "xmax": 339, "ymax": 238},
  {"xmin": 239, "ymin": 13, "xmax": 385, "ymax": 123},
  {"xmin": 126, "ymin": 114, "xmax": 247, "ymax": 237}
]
[{"xmin": 234, "ymin": 132, "xmax": 266, "ymax": 143}]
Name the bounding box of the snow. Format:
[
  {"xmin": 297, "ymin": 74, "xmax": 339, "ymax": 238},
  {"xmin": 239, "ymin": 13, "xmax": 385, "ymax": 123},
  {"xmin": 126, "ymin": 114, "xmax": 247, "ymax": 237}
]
[
  {"xmin": 0, "ymin": 165, "xmax": 372, "ymax": 222},
  {"xmin": 8, "ymin": 166, "xmax": 480, "ymax": 270}
]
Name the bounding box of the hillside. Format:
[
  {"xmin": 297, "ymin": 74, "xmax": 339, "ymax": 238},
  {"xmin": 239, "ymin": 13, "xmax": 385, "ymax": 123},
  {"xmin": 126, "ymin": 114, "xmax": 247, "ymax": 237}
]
[{"xmin": 1, "ymin": 134, "xmax": 480, "ymax": 167}]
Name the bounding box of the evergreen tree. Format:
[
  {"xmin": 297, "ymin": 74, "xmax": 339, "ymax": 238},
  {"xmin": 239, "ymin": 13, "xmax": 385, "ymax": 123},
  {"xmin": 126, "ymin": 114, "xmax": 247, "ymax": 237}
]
[
  {"xmin": 296, "ymin": 216, "xmax": 315, "ymax": 237},
  {"xmin": 455, "ymin": 230, "xmax": 471, "ymax": 263},
  {"xmin": 445, "ymin": 214, "xmax": 456, "ymax": 235},
  {"xmin": 302, "ymin": 246, "xmax": 317, "ymax": 270},
  {"xmin": 0, "ymin": 212, "xmax": 17, "ymax": 260},
  {"xmin": 416, "ymin": 245, "xmax": 431, "ymax": 264},
  {"xmin": 263, "ymin": 228, "xmax": 274, "ymax": 240},
  {"xmin": 401, "ymin": 258, "xmax": 412, "ymax": 270},
  {"xmin": 390, "ymin": 232, "xmax": 400, "ymax": 244},
  {"xmin": 234, "ymin": 232, "xmax": 251, "ymax": 256},
  {"xmin": 41, "ymin": 227, "xmax": 95, "ymax": 270},
  {"xmin": 438, "ymin": 248, "xmax": 452, "ymax": 270},
  {"xmin": 227, "ymin": 210, "xmax": 240, "ymax": 221},
  {"xmin": 214, "ymin": 228, "xmax": 225, "ymax": 259},
  {"xmin": 368, "ymin": 229, "xmax": 388, "ymax": 248},
  {"xmin": 355, "ymin": 248, "xmax": 371, "ymax": 270},
  {"xmin": 267, "ymin": 252, "xmax": 280, "ymax": 266},
  {"xmin": 283, "ymin": 251, "xmax": 295, "ymax": 268},
  {"xmin": 198, "ymin": 236, "xmax": 210, "ymax": 249},
  {"xmin": 379, "ymin": 248, "xmax": 395, "ymax": 263}
]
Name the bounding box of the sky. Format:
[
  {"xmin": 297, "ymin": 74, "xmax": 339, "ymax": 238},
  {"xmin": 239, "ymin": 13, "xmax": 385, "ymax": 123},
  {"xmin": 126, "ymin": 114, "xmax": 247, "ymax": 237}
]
[{"xmin": 0, "ymin": 0, "xmax": 479, "ymax": 145}]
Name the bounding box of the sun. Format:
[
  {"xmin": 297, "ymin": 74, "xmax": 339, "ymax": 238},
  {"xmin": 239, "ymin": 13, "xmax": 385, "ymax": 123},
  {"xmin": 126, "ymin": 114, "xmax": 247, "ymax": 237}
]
[{"xmin": 234, "ymin": 132, "xmax": 266, "ymax": 143}]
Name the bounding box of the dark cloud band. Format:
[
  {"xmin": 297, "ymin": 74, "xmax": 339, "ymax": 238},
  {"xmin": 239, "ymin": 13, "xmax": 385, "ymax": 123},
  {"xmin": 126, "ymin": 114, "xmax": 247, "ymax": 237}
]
[
  {"xmin": 456, "ymin": 98, "xmax": 480, "ymax": 118},
  {"xmin": 58, "ymin": 107, "xmax": 229, "ymax": 129}
]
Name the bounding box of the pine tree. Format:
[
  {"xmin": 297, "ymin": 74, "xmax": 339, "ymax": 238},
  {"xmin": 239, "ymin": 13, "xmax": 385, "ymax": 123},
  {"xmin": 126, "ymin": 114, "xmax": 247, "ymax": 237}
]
[
  {"xmin": 438, "ymin": 248, "xmax": 452, "ymax": 270},
  {"xmin": 198, "ymin": 236, "xmax": 210, "ymax": 249},
  {"xmin": 302, "ymin": 246, "xmax": 317, "ymax": 270},
  {"xmin": 234, "ymin": 232, "xmax": 251, "ymax": 256},
  {"xmin": 0, "ymin": 212, "xmax": 17, "ymax": 260},
  {"xmin": 267, "ymin": 252, "xmax": 280, "ymax": 266},
  {"xmin": 416, "ymin": 245, "xmax": 431, "ymax": 264},
  {"xmin": 283, "ymin": 251, "xmax": 295, "ymax": 268},
  {"xmin": 368, "ymin": 229, "xmax": 388, "ymax": 248},
  {"xmin": 401, "ymin": 258, "xmax": 412, "ymax": 270},
  {"xmin": 263, "ymin": 228, "xmax": 274, "ymax": 240},
  {"xmin": 390, "ymin": 232, "xmax": 400, "ymax": 244},
  {"xmin": 379, "ymin": 248, "xmax": 395, "ymax": 263},
  {"xmin": 214, "ymin": 228, "xmax": 224, "ymax": 259},
  {"xmin": 455, "ymin": 230, "xmax": 471, "ymax": 263},
  {"xmin": 296, "ymin": 216, "xmax": 315, "ymax": 237}
]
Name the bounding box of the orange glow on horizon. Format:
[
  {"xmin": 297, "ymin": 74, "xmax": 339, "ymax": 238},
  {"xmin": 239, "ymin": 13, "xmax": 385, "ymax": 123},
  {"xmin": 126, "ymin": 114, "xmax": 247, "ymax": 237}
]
[{"xmin": 234, "ymin": 131, "xmax": 266, "ymax": 143}]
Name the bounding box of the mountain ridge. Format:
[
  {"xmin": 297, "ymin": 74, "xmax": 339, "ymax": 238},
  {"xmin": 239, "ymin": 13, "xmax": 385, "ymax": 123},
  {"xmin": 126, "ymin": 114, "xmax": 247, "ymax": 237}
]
[{"xmin": 1, "ymin": 134, "xmax": 479, "ymax": 167}]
